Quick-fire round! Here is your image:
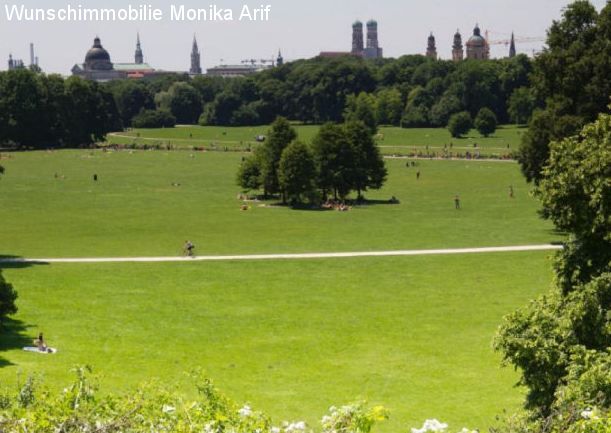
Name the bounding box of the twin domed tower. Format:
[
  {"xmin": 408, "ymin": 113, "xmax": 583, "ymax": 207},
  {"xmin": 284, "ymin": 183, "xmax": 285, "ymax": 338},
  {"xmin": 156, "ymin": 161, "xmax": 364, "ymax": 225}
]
[{"xmin": 351, "ymin": 20, "xmax": 383, "ymax": 59}]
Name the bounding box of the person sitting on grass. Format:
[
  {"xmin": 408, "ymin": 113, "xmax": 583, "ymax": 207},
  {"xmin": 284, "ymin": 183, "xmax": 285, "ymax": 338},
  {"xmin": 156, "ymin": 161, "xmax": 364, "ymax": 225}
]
[{"xmin": 34, "ymin": 333, "xmax": 46, "ymax": 352}]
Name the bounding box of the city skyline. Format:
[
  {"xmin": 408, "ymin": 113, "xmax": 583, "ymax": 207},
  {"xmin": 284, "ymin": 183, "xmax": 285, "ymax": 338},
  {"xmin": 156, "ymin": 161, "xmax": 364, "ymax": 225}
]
[{"xmin": 1, "ymin": 0, "xmax": 608, "ymax": 74}]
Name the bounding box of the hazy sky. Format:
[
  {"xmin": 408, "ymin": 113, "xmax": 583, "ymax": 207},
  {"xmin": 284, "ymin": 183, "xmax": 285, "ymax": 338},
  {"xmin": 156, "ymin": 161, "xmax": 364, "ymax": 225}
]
[{"xmin": 0, "ymin": 0, "xmax": 607, "ymax": 74}]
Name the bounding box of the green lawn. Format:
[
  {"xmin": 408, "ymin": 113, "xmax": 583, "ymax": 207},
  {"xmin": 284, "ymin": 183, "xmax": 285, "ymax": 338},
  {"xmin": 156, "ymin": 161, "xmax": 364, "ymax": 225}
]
[
  {"xmin": 1, "ymin": 252, "xmax": 553, "ymax": 432},
  {"xmin": 0, "ymin": 150, "xmax": 555, "ymax": 258},
  {"xmin": 106, "ymin": 125, "xmax": 524, "ymax": 156},
  {"xmin": 0, "ymin": 149, "xmax": 556, "ymax": 431}
]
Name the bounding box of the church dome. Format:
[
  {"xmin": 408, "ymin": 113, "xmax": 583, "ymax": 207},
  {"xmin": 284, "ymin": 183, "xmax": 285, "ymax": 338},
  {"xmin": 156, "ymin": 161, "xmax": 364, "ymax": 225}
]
[
  {"xmin": 84, "ymin": 37, "xmax": 113, "ymax": 71},
  {"xmin": 467, "ymin": 25, "xmax": 486, "ymax": 47}
]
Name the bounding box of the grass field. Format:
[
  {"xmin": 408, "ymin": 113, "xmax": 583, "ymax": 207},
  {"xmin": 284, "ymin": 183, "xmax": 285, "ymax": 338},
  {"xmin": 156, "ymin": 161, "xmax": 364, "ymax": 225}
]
[
  {"xmin": 0, "ymin": 148, "xmax": 557, "ymax": 431},
  {"xmin": 0, "ymin": 150, "xmax": 555, "ymax": 258},
  {"xmin": 105, "ymin": 125, "xmax": 524, "ymax": 156},
  {"xmin": 1, "ymin": 253, "xmax": 553, "ymax": 432}
]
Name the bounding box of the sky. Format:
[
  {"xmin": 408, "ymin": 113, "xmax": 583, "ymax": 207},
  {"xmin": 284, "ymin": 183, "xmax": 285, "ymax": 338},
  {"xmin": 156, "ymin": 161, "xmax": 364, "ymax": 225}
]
[{"xmin": 0, "ymin": 0, "xmax": 607, "ymax": 74}]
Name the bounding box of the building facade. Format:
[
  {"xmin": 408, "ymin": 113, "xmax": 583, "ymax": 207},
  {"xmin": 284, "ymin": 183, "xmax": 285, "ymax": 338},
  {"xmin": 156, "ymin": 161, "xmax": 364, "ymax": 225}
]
[
  {"xmin": 452, "ymin": 30, "xmax": 464, "ymax": 61},
  {"xmin": 466, "ymin": 25, "xmax": 489, "ymax": 60},
  {"xmin": 426, "ymin": 33, "xmax": 437, "ymax": 59}
]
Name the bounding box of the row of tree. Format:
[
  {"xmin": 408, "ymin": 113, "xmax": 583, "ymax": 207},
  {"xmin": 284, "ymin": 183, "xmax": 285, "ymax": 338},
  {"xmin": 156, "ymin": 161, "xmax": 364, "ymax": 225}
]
[
  {"xmin": 0, "ymin": 69, "xmax": 120, "ymax": 148},
  {"xmin": 104, "ymin": 54, "xmax": 536, "ymax": 130},
  {"xmin": 237, "ymin": 117, "xmax": 387, "ymax": 205}
]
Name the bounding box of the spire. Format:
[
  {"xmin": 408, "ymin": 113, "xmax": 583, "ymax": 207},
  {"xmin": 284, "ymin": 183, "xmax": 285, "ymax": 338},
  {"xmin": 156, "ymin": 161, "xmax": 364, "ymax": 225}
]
[
  {"xmin": 426, "ymin": 32, "xmax": 437, "ymax": 60},
  {"xmin": 509, "ymin": 32, "xmax": 516, "ymax": 58},
  {"xmin": 135, "ymin": 32, "xmax": 143, "ymax": 64},
  {"xmin": 276, "ymin": 49, "xmax": 284, "ymax": 66},
  {"xmin": 452, "ymin": 29, "xmax": 464, "ymax": 62},
  {"xmin": 190, "ymin": 34, "xmax": 202, "ymax": 75}
]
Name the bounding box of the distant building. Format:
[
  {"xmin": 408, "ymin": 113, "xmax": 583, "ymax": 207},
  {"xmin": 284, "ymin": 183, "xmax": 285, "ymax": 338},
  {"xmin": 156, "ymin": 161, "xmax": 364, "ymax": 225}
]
[
  {"xmin": 363, "ymin": 20, "xmax": 383, "ymax": 59},
  {"xmin": 276, "ymin": 50, "xmax": 284, "ymax": 66},
  {"xmin": 452, "ymin": 30, "xmax": 464, "ymax": 62},
  {"xmin": 509, "ymin": 32, "xmax": 516, "ymax": 58},
  {"xmin": 352, "ymin": 21, "xmax": 364, "ymax": 55},
  {"xmin": 135, "ymin": 33, "xmax": 144, "ymax": 64},
  {"xmin": 190, "ymin": 35, "xmax": 202, "ymax": 75},
  {"xmin": 466, "ymin": 24, "xmax": 489, "ymax": 60},
  {"xmin": 426, "ymin": 32, "xmax": 437, "ymax": 59},
  {"xmin": 206, "ymin": 62, "xmax": 271, "ymax": 77},
  {"xmin": 71, "ymin": 37, "xmax": 126, "ymax": 81},
  {"xmin": 7, "ymin": 54, "xmax": 25, "ymax": 70}
]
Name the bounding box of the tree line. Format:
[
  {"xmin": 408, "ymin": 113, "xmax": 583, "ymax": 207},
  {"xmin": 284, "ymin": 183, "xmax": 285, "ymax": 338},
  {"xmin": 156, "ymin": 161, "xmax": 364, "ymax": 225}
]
[{"xmin": 237, "ymin": 117, "xmax": 387, "ymax": 205}]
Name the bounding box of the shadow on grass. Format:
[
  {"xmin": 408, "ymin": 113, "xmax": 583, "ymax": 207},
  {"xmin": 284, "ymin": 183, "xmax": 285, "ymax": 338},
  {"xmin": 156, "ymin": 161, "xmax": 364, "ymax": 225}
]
[
  {"xmin": 267, "ymin": 198, "xmax": 402, "ymax": 212},
  {"xmin": 0, "ymin": 255, "xmax": 49, "ymax": 271},
  {"xmin": 0, "ymin": 318, "xmax": 35, "ymax": 368}
]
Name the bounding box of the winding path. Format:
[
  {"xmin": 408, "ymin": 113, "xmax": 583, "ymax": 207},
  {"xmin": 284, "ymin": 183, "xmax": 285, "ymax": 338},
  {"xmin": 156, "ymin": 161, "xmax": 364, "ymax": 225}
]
[{"xmin": 0, "ymin": 244, "xmax": 562, "ymax": 264}]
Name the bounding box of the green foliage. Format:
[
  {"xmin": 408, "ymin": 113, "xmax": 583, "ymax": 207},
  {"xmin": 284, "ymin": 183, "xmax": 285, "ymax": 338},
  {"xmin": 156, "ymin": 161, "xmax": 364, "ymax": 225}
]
[
  {"xmin": 0, "ymin": 368, "xmax": 388, "ymax": 433},
  {"xmin": 474, "ymin": 108, "xmax": 498, "ymax": 137},
  {"xmin": 107, "ymin": 80, "xmax": 155, "ymax": 127},
  {"xmin": 131, "ymin": 109, "xmax": 176, "ymax": 128},
  {"xmin": 518, "ymin": 0, "xmax": 611, "ymax": 183},
  {"xmin": 0, "ymin": 271, "xmax": 17, "ymax": 325},
  {"xmin": 430, "ymin": 94, "xmax": 462, "ymax": 127},
  {"xmin": 344, "ymin": 92, "xmax": 378, "ymax": 135},
  {"xmin": 375, "ymin": 88, "xmax": 403, "ymax": 126},
  {"xmin": 508, "ymin": 87, "xmax": 535, "ymax": 125},
  {"xmin": 538, "ymin": 111, "xmax": 610, "ymax": 292},
  {"xmin": 237, "ymin": 150, "xmax": 263, "ymax": 192},
  {"xmin": 155, "ymin": 82, "xmax": 202, "ymax": 124},
  {"xmin": 312, "ymin": 123, "xmax": 356, "ymax": 200},
  {"xmin": 447, "ymin": 112, "xmax": 472, "ymax": 138},
  {"xmin": 495, "ymin": 113, "xmax": 611, "ymax": 422},
  {"xmin": 345, "ymin": 121, "xmax": 387, "ymax": 196},
  {"xmin": 278, "ymin": 141, "xmax": 318, "ymax": 205},
  {"xmin": 0, "ymin": 70, "xmax": 119, "ymax": 148}
]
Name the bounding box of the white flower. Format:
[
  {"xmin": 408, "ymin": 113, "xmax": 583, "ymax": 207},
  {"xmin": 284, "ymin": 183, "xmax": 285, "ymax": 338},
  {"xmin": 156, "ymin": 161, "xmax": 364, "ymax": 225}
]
[
  {"xmin": 581, "ymin": 408, "xmax": 598, "ymax": 420},
  {"xmin": 162, "ymin": 404, "xmax": 175, "ymax": 414},
  {"xmin": 321, "ymin": 415, "xmax": 332, "ymax": 424},
  {"xmin": 411, "ymin": 419, "xmax": 448, "ymax": 433},
  {"xmin": 271, "ymin": 427, "xmax": 281, "ymax": 433},
  {"xmin": 239, "ymin": 405, "xmax": 252, "ymax": 417}
]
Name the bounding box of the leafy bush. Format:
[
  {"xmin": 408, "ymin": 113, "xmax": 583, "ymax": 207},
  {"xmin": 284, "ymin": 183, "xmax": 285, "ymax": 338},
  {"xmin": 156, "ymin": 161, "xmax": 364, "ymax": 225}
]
[
  {"xmin": 447, "ymin": 112, "xmax": 472, "ymax": 138},
  {"xmin": 131, "ymin": 109, "xmax": 176, "ymax": 128}
]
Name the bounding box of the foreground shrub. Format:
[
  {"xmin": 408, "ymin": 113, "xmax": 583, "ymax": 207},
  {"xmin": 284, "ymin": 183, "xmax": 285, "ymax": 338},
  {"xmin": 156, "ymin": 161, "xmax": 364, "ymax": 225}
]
[{"xmin": 0, "ymin": 367, "xmax": 388, "ymax": 433}]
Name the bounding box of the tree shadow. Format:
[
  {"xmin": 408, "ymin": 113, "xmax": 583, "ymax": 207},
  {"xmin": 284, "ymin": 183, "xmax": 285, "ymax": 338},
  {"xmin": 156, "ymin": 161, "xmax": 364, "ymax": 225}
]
[
  {"xmin": 0, "ymin": 255, "xmax": 49, "ymax": 271},
  {"xmin": 0, "ymin": 318, "xmax": 35, "ymax": 368}
]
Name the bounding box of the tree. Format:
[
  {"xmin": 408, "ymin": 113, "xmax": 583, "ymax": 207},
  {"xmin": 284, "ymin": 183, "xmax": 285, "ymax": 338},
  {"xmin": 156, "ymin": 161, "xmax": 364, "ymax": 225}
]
[
  {"xmin": 312, "ymin": 123, "xmax": 356, "ymax": 200},
  {"xmin": 344, "ymin": 92, "xmax": 378, "ymax": 135},
  {"xmin": 111, "ymin": 81, "xmax": 155, "ymax": 127},
  {"xmin": 518, "ymin": 0, "xmax": 611, "ymax": 184},
  {"xmin": 495, "ymin": 112, "xmax": 611, "ymax": 419},
  {"xmin": 344, "ymin": 121, "xmax": 387, "ymax": 198},
  {"xmin": 0, "ymin": 271, "xmax": 17, "ymax": 326},
  {"xmin": 474, "ymin": 107, "xmax": 497, "ymax": 137},
  {"xmin": 155, "ymin": 82, "xmax": 202, "ymax": 124},
  {"xmin": 236, "ymin": 150, "xmax": 263, "ymax": 193},
  {"xmin": 430, "ymin": 94, "xmax": 462, "ymax": 127},
  {"xmin": 508, "ymin": 87, "xmax": 535, "ymax": 125},
  {"xmin": 258, "ymin": 117, "xmax": 297, "ymax": 197},
  {"xmin": 131, "ymin": 109, "xmax": 176, "ymax": 128},
  {"xmin": 375, "ymin": 88, "xmax": 403, "ymax": 126},
  {"xmin": 447, "ymin": 111, "xmax": 472, "ymax": 138},
  {"xmin": 278, "ymin": 141, "xmax": 317, "ymax": 205}
]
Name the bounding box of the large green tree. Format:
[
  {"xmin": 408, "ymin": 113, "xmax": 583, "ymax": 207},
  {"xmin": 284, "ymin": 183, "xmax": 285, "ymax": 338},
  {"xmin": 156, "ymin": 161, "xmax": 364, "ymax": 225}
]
[
  {"xmin": 474, "ymin": 107, "xmax": 498, "ymax": 137},
  {"xmin": 312, "ymin": 123, "xmax": 356, "ymax": 200},
  {"xmin": 344, "ymin": 92, "xmax": 378, "ymax": 135},
  {"xmin": 344, "ymin": 121, "xmax": 387, "ymax": 198},
  {"xmin": 278, "ymin": 141, "xmax": 317, "ymax": 205},
  {"xmin": 448, "ymin": 111, "xmax": 472, "ymax": 138},
  {"xmin": 156, "ymin": 82, "xmax": 202, "ymax": 124},
  {"xmin": 495, "ymin": 112, "xmax": 611, "ymax": 422},
  {"xmin": 518, "ymin": 0, "xmax": 611, "ymax": 183}
]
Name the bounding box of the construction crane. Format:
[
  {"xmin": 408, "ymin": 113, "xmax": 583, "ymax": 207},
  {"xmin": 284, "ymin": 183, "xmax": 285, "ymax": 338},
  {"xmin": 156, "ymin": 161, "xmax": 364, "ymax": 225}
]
[{"xmin": 485, "ymin": 30, "xmax": 545, "ymax": 46}]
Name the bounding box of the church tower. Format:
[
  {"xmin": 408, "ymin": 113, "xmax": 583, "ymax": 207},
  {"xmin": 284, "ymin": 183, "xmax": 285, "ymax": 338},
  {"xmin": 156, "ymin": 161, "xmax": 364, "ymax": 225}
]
[
  {"xmin": 426, "ymin": 32, "xmax": 437, "ymax": 59},
  {"xmin": 135, "ymin": 33, "xmax": 143, "ymax": 64},
  {"xmin": 276, "ymin": 49, "xmax": 284, "ymax": 66},
  {"xmin": 452, "ymin": 30, "xmax": 464, "ymax": 62},
  {"xmin": 190, "ymin": 35, "xmax": 202, "ymax": 75},
  {"xmin": 509, "ymin": 32, "xmax": 516, "ymax": 58},
  {"xmin": 352, "ymin": 21, "xmax": 364, "ymax": 55}
]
